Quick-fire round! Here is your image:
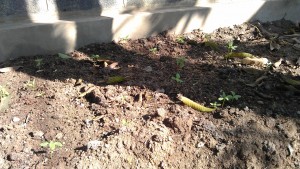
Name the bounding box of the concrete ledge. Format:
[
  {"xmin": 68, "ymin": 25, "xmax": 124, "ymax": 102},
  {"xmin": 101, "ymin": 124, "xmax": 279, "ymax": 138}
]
[
  {"xmin": 0, "ymin": 7, "xmax": 209, "ymax": 62},
  {"xmin": 1, "ymin": 0, "xmax": 300, "ymax": 62}
]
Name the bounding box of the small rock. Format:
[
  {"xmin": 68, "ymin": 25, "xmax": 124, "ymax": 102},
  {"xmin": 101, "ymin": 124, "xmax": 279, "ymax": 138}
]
[
  {"xmin": 262, "ymin": 141, "xmax": 276, "ymax": 154},
  {"xmin": 29, "ymin": 131, "xmax": 44, "ymax": 139},
  {"xmin": 288, "ymin": 144, "xmax": 294, "ymax": 156},
  {"xmin": 87, "ymin": 140, "xmax": 102, "ymax": 150},
  {"xmin": 264, "ymin": 118, "xmax": 276, "ymax": 128},
  {"xmin": 196, "ymin": 141, "xmax": 205, "ymax": 148},
  {"xmin": 216, "ymin": 143, "xmax": 226, "ymax": 152},
  {"xmin": 157, "ymin": 108, "xmax": 167, "ymax": 118},
  {"xmin": 143, "ymin": 66, "xmax": 153, "ymax": 72},
  {"xmin": 55, "ymin": 133, "xmax": 64, "ymax": 139},
  {"xmin": 7, "ymin": 152, "xmax": 23, "ymax": 161},
  {"xmin": 12, "ymin": 117, "xmax": 20, "ymax": 123},
  {"xmin": 257, "ymin": 101, "xmax": 264, "ymax": 104},
  {"xmin": 229, "ymin": 108, "xmax": 236, "ymax": 114},
  {"xmin": 218, "ymin": 109, "xmax": 229, "ymax": 118}
]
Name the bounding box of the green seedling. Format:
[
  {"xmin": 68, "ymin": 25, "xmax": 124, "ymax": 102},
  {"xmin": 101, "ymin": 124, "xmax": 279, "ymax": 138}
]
[
  {"xmin": 121, "ymin": 119, "xmax": 131, "ymax": 126},
  {"xmin": 210, "ymin": 101, "xmax": 221, "ymax": 108},
  {"xmin": 176, "ymin": 36, "xmax": 185, "ymax": 44},
  {"xmin": 89, "ymin": 55, "xmax": 111, "ymax": 61},
  {"xmin": 218, "ymin": 91, "xmax": 241, "ymax": 107},
  {"xmin": 90, "ymin": 54, "xmax": 100, "ymax": 60},
  {"xmin": 149, "ymin": 47, "xmax": 158, "ymax": 53},
  {"xmin": 227, "ymin": 41, "xmax": 237, "ymax": 53},
  {"xmin": 172, "ymin": 73, "xmax": 183, "ymax": 83},
  {"xmin": 40, "ymin": 141, "xmax": 63, "ymax": 156},
  {"xmin": 120, "ymin": 35, "xmax": 129, "ymax": 42},
  {"xmin": 230, "ymin": 91, "xmax": 241, "ymax": 101},
  {"xmin": 58, "ymin": 53, "xmax": 71, "ymax": 60},
  {"xmin": 35, "ymin": 58, "xmax": 43, "ymax": 69},
  {"xmin": 0, "ymin": 85, "xmax": 9, "ymax": 101},
  {"xmin": 176, "ymin": 57, "xmax": 186, "ymax": 69},
  {"xmin": 24, "ymin": 79, "xmax": 36, "ymax": 90}
]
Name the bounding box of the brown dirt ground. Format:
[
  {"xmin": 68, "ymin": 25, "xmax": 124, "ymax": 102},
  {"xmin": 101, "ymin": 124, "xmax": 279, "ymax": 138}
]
[{"xmin": 0, "ymin": 19, "xmax": 300, "ymax": 169}]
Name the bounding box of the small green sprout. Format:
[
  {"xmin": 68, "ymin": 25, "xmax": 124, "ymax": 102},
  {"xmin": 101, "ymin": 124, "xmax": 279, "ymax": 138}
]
[
  {"xmin": 227, "ymin": 41, "xmax": 237, "ymax": 53},
  {"xmin": 120, "ymin": 35, "xmax": 129, "ymax": 42},
  {"xmin": 210, "ymin": 102, "xmax": 221, "ymax": 108},
  {"xmin": 218, "ymin": 91, "xmax": 241, "ymax": 107},
  {"xmin": 176, "ymin": 36, "xmax": 185, "ymax": 44},
  {"xmin": 176, "ymin": 57, "xmax": 186, "ymax": 69},
  {"xmin": 230, "ymin": 91, "xmax": 241, "ymax": 101},
  {"xmin": 58, "ymin": 53, "xmax": 71, "ymax": 60},
  {"xmin": 24, "ymin": 79, "xmax": 36, "ymax": 90},
  {"xmin": 149, "ymin": 47, "xmax": 158, "ymax": 53},
  {"xmin": 172, "ymin": 73, "xmax": 183, "ymax": 83},
  {"xmin": 121, "ymin": 119, "xmax": 130, "ymax": 126},
  {"xmin": 90, "ymin": 54, "xmax": 100, "ymax": 60},
  {"xmin": 35, "ymin": 58, "xmax": 43, "ymax": 69},
  {"xmin": 0, "ymin": 85, "xmax": 9, "ymax": 101},
  {"xmin": 40, "ymin": 141, "xmax": 63, "ymax": 156}
]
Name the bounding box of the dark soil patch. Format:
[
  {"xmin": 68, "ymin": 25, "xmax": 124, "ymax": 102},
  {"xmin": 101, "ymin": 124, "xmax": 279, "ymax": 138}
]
[{"xmin": 0, "ymin": 19, "xmax": 300, "ymax": 168}]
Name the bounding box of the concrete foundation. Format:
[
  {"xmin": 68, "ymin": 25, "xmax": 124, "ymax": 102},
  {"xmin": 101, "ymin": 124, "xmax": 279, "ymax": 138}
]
[{"xmin": 0, "ymin": 0, "xmax": 300, "ymax": 62}]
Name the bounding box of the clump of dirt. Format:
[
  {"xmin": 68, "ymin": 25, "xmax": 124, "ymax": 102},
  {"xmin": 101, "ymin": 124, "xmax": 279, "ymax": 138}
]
[{"xmin": 0, "ymin": 19, "xmax": 300, "ymax": 168}]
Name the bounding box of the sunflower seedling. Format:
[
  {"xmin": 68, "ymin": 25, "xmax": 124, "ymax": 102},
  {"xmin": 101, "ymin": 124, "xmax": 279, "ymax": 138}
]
[
  {"xmin": 176, "ymin": 57, "xmax": 186, "ymax": 69},
  {"xmin": 176, "ymin": 36, "xmax": 185, "ymax": 44},
  {"xmin": 35, "ymin": 58, "xmax": 43, "ymax": 69},
  {"xmin": 0, "ymin": 85, "xmax": 9, "ymax": 101},
  {"xmin": 227, "ymin": 41, "xmax": 237, "ymax": 53},
  {"xmin": 24, "ymin": 79, "xmax": 36, "ymax": 90},
  {"xmin": 40, "ymin": 141, "xmax": 63, "ymax": 157},
  {"xmin": 172, "ymin": 73, "xmax": 183, "ymax": 83},
  {"xmin": 218, "ymin": 91, "xmax": 241, "ymax": 107},
  {"xmin": 210, "ymin": 101, "xmax": 221, "ymax": 109},
  {"xmin": 149, "ymin": 47, "xmax": 158, "ymax": 53}
]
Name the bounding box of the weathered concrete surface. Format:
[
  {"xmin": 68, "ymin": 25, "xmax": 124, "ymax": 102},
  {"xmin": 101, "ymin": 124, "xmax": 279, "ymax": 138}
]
[{"xmin": 0, "ymin": 0, "xmax": 300, "ymax": 62}]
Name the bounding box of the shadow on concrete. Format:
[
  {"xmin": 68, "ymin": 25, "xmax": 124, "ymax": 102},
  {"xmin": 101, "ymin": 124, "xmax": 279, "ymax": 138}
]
[{"xmin": 0, "ymin": 0, "xmax": 30, "ymax": 23}]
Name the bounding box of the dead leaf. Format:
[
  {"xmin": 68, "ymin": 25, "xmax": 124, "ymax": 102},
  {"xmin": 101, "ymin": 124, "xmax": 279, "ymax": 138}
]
[
  {"xmin": 104, "ymin": 62, "xmax": 108, "ymax": 67},
  {"xmin": 241, "ymin": 57, "xmax": 269, "ymax": 66},
  {"xmin": 0, "ymin": 66, "xmax": 22, "ymax": 73},
  {"xmin": 108, "ymin": 62, "xmax": 120, "ymax": 70},
  {"xmin": 274, "ymin": 58, "xmax": 283, "ymax": 68}
]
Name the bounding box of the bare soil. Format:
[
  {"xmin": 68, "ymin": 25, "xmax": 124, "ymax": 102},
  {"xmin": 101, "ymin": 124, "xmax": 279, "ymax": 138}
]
[{"xmin": 1, "ymin": 19, "xmax": 300, "ymax": 169}]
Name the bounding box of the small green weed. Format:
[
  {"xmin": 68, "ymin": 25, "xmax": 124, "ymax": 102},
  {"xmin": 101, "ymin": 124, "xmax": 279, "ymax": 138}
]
[
  {"xmin": 58, "ymin": 53, "xmax": 71, "ymax": 59},
  {"xmin": 40, "ymin": 141, "xmax": 63, "ymax": 156},
  {"xmin": 149, "ymin": 47, "xmax": 158, "ymax": 53},
  {"xmin": 24, "ymin": 79, "xmax": 36, "ymax": 90},
  {"xmin": 35, "ymin": 58, "xmax": 43, "ymax": 69},
  {"xmin": 176, "ymin": 36, "xmax": 185, "ymax": 44},
  {"xmin": 210, "ymin": 101, "xmax": 221, "ymax": 109},
  {"xmin": 0, "ymin": 85, "xmax": 9, "ymax": 101},
  {"xmin": 172, "ymin": 73, "xmax": 183, "ymax": 83},
  {"xmin": 227, "ymin": 41, "xmax": 238, "ymax": 53},
  {"xmin": 176, "ymin": 57, "xmax": 186, "ymax": 69},
  {"xmin": 218, "ymin": 91, "xmax": 241, "ymax": 107},
  {"xmin": 120, "ymin": 35, "xmax": 129, "ymax": 42}
]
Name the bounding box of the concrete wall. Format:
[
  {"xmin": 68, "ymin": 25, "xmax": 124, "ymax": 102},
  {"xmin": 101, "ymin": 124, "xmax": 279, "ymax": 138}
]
[{"xmin": 0, "ymin": 0, "xmax": 300, "ymax": 62}]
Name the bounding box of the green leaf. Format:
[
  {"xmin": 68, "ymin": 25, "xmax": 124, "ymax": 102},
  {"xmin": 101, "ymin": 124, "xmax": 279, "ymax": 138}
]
[
  {"xmin": 49, "ymin": 142, "xmax": 56, "ymax": 151},
  {"xmin": 40, "ymin": 142, "xmax": 49, "ymax": 147},
  {"xmin": 58, "ymin": 53, "xmax": 71, "ymax": 59},
  {"xmin": 54, "ymin": 142, "xmax": 63, "ymax": 147}
]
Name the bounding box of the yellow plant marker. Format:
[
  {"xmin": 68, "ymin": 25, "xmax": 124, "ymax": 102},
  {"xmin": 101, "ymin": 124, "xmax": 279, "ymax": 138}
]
[{"xmin": 177, "ymin": 94, "xmax": 215, "ymax": 112}]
